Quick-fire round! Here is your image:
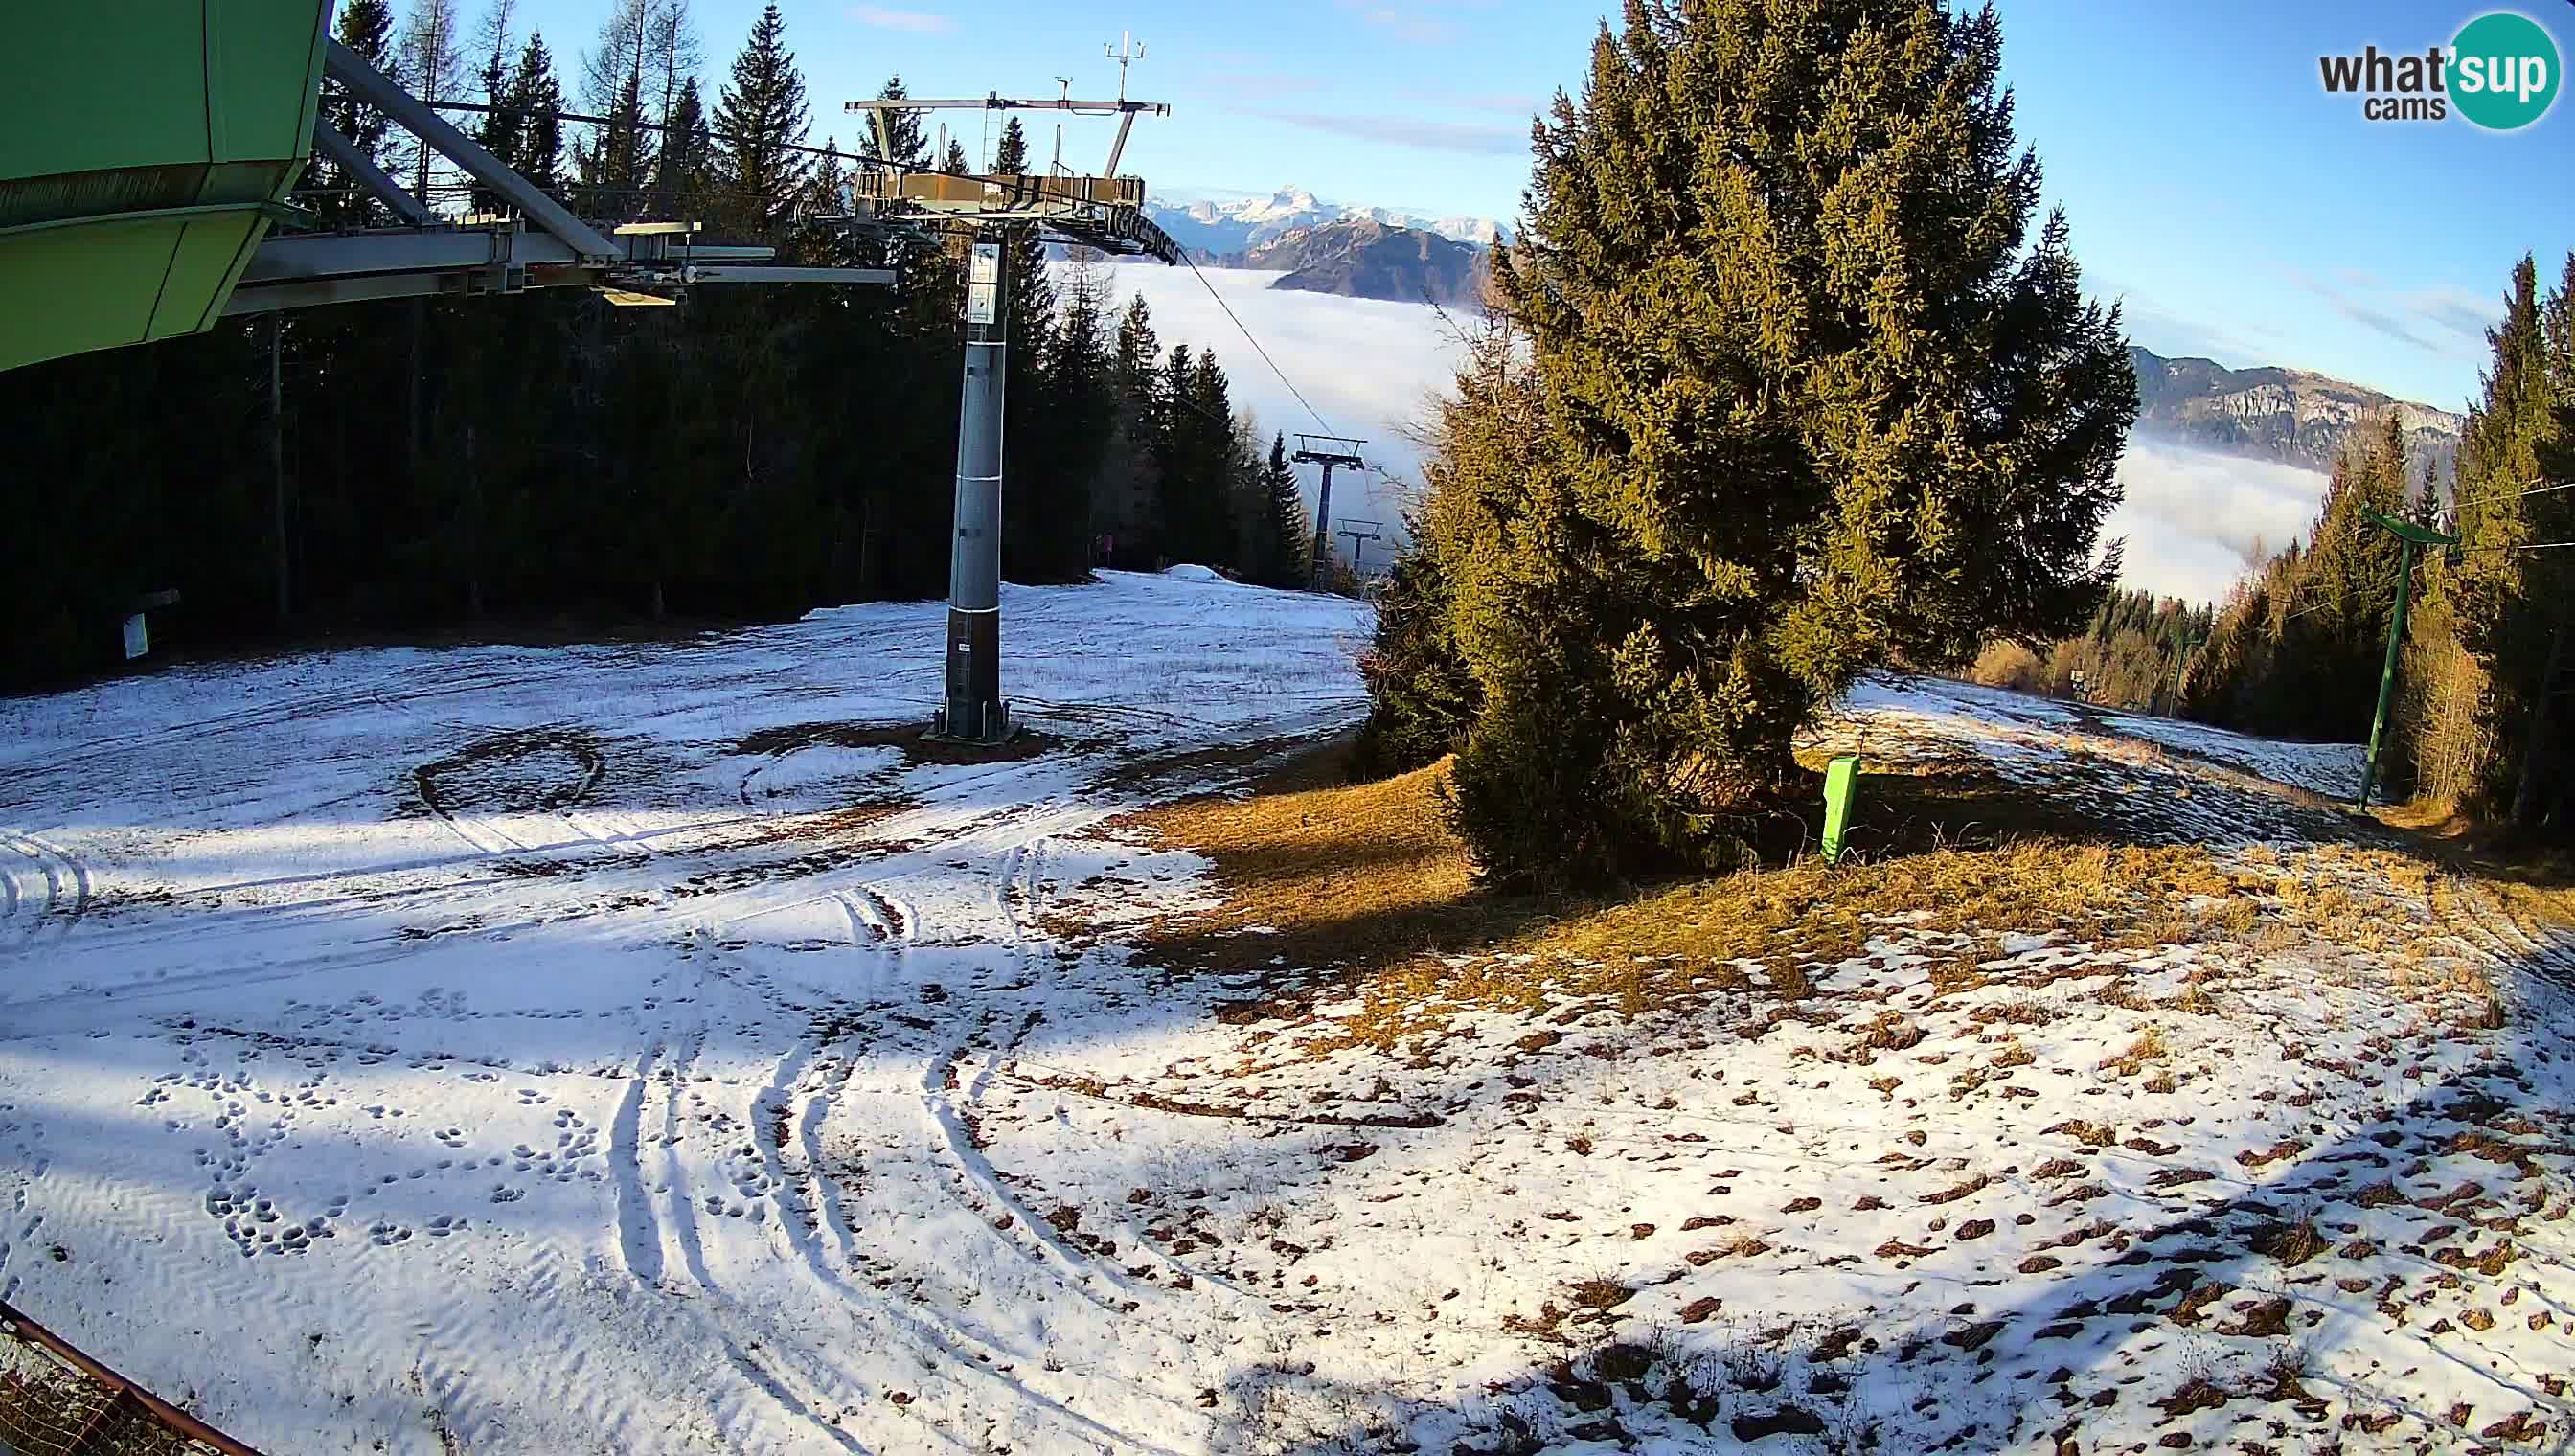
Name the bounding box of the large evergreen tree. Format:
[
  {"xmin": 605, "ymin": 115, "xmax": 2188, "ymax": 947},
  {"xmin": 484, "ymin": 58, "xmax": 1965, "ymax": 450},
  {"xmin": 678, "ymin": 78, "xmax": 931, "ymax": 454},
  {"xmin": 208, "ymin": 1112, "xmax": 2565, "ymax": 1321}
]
[
  {"xmin": 509, "ymin": 34, "xmax": 566, "ymax": 197},
  {"xmin": 1385, "ymin": 0, "xmax": 2136, "ymax": 889},
  {"xmin": 1257, "ymin": 433, "xmax": 1309, "ymax": 587},
  {"xmin": 859, "ymin": 77, "xmax": 927, "ymax": 169},
  {"xmin": 1094, "ymin": 292, "xmax": 1165, "ymax": 564},
  {"xmin": 650, "ymin": 79, "xmax": 712, "ymax": 219},
  {"xmin": 710, "ymin": 5, "xmax": 810, "ymax": 237},
  {"xmin": 312, "ymin": 1, "xmax": 399, "ymax": 228}
]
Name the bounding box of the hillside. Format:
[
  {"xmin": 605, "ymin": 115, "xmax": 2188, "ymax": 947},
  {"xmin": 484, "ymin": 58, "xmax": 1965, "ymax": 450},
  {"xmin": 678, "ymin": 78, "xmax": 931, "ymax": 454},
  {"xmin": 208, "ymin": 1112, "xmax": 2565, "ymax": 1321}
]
[
  {"xmin": 2130, "ymin": 345, "xmax": 2464, "ymax": 478},
  {"xmin": 1233, "ymin": 219, "xmax": 1489, "ymax": 307},
  {"xmin": 7, "ymin": 574, "xmax": 2571, "ymax": 1453}
]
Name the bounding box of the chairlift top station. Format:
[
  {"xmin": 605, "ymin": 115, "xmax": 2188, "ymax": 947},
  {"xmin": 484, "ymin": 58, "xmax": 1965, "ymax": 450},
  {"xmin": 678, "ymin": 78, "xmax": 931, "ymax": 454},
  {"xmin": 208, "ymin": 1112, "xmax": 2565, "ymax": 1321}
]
[
  {"xmin": 0, "ymin": 7, "xmax": 1185, "ymax": 376},
  {"xmin": 2, "ymin": 6, "xmax": 1184, "ymax": 751}
]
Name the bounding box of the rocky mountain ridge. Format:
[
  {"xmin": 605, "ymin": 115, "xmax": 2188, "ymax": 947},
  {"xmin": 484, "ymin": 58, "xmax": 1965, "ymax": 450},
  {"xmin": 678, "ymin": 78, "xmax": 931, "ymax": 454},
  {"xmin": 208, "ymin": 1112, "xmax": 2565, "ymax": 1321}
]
[{"xmin": 2130, "ymin": 345, "xmax": 2464, "ymax": 479}]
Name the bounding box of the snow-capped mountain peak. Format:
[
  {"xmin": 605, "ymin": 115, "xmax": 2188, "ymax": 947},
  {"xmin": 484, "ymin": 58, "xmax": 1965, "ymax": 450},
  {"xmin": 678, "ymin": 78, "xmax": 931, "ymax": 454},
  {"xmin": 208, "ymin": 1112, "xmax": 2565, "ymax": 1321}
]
[{"xmin": 1145, "ymin": 185, "xmax": 1510, "ymax": 255}]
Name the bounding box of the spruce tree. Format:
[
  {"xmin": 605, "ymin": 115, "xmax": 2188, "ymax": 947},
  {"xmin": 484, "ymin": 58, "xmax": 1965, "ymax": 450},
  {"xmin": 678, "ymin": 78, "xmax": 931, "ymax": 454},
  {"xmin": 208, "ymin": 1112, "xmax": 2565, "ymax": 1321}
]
[
  {"xmin": 711, "ymin": 5, "xmax": 810, "ymax": 238},
  {"xmin": 992, "ymin": 116, "xmax": 1031, "ymax": 174},
  {"xmin": 1097, "ymin": 293, "xmax": 1164, "ymax": 562},
  {"xmin": 1037, "ymin": 256, "xmax": 1117, "ymax": 577},
  {"xmin": 314, "ymin": 0, "xmax": 399, "ymax": 227},
  {"xmin": 509, "ymin": 34, "xmax": 565, "ymax": 198},
  {"xmin": 2286, "ymin": 417, "xmax": 2409, "ymax": 738},
  {"xmin": 2439, "ymin": 254, "xmax": 2573, "ymax": 809},
  {"xmin": 1407, "ymin": 0, "xmax": 2136, "ymax": 888},
  {"xmin": 988, "ymin": 114, "xmax": 1061, "ymax": 578},
  {"xmin": 1263, "ymin": 433, "xmax": 1309, "ymax": 587},
  {"xmin": 860, "ymin": 78, "xmax": 927, "ymax": 169},
  {"xmin": 653, "ymin": 79, "xmax": 712, "ymax": 221},
  {"xmin": 579, "ymin": 65, "xmax": 653, "ymax": 218},
  {"xmin": 1153, "ymin": 343, "xmax": 1198, "ymax": 559},
  {"xmin": 1187, "ymin": 351, "xmax": 1242, "ymax": 567}
]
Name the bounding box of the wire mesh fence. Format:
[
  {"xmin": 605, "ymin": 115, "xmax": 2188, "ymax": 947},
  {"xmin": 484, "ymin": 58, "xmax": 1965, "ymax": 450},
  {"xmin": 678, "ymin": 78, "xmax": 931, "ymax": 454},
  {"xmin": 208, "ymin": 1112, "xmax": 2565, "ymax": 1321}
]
[{"xmin": 0, "ymin": 1303, "xmax": 261, "ymax": 1456}]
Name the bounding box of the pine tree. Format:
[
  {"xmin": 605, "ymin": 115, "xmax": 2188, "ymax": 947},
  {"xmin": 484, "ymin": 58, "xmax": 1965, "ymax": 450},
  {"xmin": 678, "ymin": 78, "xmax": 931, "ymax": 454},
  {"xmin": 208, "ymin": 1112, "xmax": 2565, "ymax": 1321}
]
[
  {"xmin": 1261, "ymin": 433, "xmax": 1308, "ymax": 587},
  {"xmin": 1034, "ymin": 255, "xmax": 1116, "ymax": 577},
  {"xmin": 943, "ymin": 139, "xmax": 970, "ymax": 175},
  {"xmin": 1396, "ymin": 0, "xmax": 2135, "ymax": 889},
  {"xmin": 993, "ymin": 116, "xmax": 1031, "ymax": 174},
  {"xmin": 711, "ymin": 5, "xmax": 810, "ymax": 238},
  {"xmin": 986, "ymin": 115, "xmax": 1060, "ymax": 580},
  {"xmin": 509, "ymin": 34, "xmax": 565, "ymax": 197},
  {"xmin": 653, "ymin": 77, "xmax": 712, "ymax": 220},
  {"xmin": 314, "ymin": 0, "xmax": 399, "ymax": 227},
  {"xmin": 2284, "ymin": 415, "xmax": 2410, "ymax": 738},
  {"xmin": 2421, "ymin": 254, "xmax": 2575, "ymax": 813},
  {"xmin": 1095, "ymin": 292, "xmax": 1164, "ymax": 563},
  {"xmin": 1186, "ymin": 351, "xmax": 1242, "ymax": 567},
  {"xmin": 860, "ymin": 77, "xmax": 927, "ymax": 168}
]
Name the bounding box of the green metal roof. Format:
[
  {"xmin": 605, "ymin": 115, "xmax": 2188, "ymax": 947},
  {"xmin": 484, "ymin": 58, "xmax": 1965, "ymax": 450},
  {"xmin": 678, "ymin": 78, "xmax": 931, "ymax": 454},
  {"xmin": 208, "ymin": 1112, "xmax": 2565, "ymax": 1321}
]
[{"xmin": 0, "ymin": 4, "xmax": 331, "ymax": 372}]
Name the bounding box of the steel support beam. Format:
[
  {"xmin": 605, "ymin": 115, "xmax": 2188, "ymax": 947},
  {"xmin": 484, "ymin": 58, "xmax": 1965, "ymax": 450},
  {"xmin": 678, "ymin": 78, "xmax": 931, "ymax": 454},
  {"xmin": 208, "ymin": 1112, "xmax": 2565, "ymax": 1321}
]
[
  {"xmin": 937, "ymin": 235, "xmax": 1010, "ymax": 744},
  {"xmin": 323, "ymin": 37, "xmax": 620, "ymax": 260},
  {"xmin": 224, "ymin": 263, "xmax": 600, "ymax": 315},
  {"xmin": 311, "ymin": 122, "xmax": 437, "ymax": 228},
  {"xmin": 688, "ymin": 265, "xmax": 897, "ymax": 286},
  {"xmin": 1105, "ymin": 111, "xmax": 1137, "ymax": 177},
  {"xmin": 241, "ymin": 226, "xmax": 579, "ymax": 283}
]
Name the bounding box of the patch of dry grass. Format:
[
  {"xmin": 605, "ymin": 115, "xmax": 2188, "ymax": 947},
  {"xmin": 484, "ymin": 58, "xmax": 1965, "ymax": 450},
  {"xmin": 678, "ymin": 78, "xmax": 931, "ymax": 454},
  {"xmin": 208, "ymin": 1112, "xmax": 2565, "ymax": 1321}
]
[{"xmin": 1121, "ymin": 742, "xmax": 2255, "ymax": 1050}]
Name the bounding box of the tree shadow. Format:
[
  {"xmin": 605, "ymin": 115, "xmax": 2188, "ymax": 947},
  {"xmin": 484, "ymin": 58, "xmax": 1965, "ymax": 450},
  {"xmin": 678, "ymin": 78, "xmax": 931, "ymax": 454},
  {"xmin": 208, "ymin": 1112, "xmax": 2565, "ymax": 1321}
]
[{"xmin": 1203, "ymin": 1046, "xmax": 2575, "ymax": 1455}]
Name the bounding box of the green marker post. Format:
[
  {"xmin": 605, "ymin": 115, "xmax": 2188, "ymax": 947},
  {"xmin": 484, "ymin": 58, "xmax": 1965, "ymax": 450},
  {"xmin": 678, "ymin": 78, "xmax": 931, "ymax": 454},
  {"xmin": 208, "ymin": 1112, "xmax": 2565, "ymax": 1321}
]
[
  {"xmin": 2357, "ymin": 508, "xmax": 2457, "ymax": 812},
  {"xmin": 1822, "ymin": 755, "xmax": 1860, "ymax": 865}
]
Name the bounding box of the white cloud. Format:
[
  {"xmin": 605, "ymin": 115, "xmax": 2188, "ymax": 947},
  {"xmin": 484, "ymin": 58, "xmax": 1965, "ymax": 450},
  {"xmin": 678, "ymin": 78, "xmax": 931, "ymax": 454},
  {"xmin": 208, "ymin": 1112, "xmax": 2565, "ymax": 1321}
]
[
  {"xmin": 1071, "ymin": 268, "xmax": 2329, "ymax": 603},
  {"xmin": 1082, "ymin": 263, "xmax": 1469, "ymax": 535},
  {"xmin": 2106, "ymin": 436, "xmax": 2327, "ymax": 603}
]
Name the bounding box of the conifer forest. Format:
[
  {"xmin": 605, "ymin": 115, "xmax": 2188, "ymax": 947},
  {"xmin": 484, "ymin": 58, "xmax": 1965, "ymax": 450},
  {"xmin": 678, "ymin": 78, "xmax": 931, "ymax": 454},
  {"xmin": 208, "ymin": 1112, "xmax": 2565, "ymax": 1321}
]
[{"xmin": 0, "ymin": 0, "xmax": 1316, "ymax": 690}]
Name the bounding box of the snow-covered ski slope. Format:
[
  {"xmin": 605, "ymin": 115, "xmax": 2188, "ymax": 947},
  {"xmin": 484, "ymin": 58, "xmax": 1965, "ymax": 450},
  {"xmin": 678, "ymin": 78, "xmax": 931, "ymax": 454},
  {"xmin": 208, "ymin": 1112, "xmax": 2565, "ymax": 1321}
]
[{"xmin": 4, "ymin": 572, "xmax": 2572, "ymax": 1455}]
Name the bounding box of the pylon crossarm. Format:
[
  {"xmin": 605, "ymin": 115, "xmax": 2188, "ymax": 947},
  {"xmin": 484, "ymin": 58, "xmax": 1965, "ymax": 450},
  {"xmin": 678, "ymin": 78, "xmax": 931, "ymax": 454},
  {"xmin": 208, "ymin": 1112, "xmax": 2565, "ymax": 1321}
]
[{"xmin": 843, "ymin": 96, "xmax": 1168, "ymax": 117}]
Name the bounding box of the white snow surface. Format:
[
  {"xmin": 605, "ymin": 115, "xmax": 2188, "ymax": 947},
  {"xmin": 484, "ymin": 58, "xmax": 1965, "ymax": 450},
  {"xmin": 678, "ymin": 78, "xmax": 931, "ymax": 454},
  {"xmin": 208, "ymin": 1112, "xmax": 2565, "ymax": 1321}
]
[
  {"xmin": 2075, "ymin": 705, "xmax": 2369, "ymax": 802},
  {"xmin": 4, "ymin": 579, "xmax": 2574, "ymax": 1455}
]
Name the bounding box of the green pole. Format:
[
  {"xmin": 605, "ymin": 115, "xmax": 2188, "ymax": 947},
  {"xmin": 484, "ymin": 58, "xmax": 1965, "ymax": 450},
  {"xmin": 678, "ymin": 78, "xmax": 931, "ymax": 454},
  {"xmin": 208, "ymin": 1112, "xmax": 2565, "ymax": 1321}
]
[
  {"xmin": 2358, "ymin": 538, "xmax": 2417, "ymax": 811},
  {"xmin": 1821, "ymin": 755, "xmax": 1860, "ymax": 865}
]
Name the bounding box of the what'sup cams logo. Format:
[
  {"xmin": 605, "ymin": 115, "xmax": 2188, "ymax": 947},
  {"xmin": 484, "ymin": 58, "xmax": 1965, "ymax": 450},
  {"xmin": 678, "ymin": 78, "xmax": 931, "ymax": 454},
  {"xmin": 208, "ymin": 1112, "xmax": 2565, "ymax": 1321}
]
[{"xmin": 2318, "ymin": 10, "xmax": 2562, "ymax": 129}]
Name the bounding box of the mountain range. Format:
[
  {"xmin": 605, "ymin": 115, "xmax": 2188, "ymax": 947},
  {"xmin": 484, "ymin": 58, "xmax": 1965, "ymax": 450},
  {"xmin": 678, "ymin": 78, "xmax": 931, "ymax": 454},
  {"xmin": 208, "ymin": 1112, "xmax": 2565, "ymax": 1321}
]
[
  {"xmin": 1217, "ymin": 219, "xmax": 1489, "ymax": 307},
  {"xmin": 2128, "ymin": 346, "xmax": 2464, "ymax": 480},
  {"xmin": 1145, "ymin": 186, "xmax": 1511, "ymax": 255}
]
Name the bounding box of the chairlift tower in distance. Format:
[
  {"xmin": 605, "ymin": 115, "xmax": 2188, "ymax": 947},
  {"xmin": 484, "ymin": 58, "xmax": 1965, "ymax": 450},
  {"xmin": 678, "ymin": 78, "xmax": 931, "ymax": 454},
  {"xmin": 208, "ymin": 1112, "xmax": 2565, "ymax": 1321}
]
[
  {"xmin": 1335, "ymin": 518, "xmax": 1384, "ymax": 576},
  {"xmin": 1291, "ymin": 435, "xmax": 1367, "ymax": 590},
  {"xmin": 844, "ymin": 68, "xmax": 1183, "ymax": 746}
]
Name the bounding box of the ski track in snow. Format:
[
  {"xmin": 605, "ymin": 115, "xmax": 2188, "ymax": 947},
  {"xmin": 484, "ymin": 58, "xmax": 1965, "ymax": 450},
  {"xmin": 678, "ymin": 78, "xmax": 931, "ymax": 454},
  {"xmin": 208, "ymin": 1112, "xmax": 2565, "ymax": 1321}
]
[{"xmin": 6, "ymin": 574, "xmax": 2575, "ymax": 1454}]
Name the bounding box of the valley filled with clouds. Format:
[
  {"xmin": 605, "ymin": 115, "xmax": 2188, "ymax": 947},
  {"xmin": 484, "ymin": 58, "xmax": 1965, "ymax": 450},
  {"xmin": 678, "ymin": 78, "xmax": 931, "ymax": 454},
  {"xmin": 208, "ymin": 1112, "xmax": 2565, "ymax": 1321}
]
[{"xmin": 1093, "ymin": 263, "xmax": 2329, "ymax": 604}]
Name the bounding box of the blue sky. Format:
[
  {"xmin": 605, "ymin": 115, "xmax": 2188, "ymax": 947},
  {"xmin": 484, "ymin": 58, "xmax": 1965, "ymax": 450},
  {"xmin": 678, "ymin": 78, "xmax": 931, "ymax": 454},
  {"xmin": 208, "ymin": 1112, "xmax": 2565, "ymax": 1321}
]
[{"xmin": 491, "ymin": 0, "xmax": 2571, "ymax": 408}]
